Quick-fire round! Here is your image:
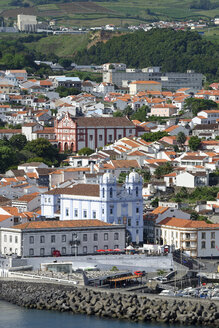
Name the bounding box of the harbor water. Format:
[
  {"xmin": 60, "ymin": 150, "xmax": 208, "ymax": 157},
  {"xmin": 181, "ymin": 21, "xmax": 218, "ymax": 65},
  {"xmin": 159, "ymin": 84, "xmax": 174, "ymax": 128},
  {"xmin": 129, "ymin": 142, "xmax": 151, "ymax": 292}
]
[{"xmin": 0, "ymin": 300, "xmax": 197, "ymax": 328}]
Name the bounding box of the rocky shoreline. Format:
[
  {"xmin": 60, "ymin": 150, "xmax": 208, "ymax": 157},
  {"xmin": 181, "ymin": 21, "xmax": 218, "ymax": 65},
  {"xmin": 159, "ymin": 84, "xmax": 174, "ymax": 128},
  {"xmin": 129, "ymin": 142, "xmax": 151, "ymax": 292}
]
[{"xmin": 0, "ymin": 279, "xmax": 218, "ymax": 326}]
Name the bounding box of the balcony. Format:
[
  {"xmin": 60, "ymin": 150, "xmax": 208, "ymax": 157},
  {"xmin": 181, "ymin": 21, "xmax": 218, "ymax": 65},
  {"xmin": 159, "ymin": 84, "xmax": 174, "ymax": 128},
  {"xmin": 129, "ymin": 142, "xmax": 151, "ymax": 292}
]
[
  {"xmin": 182, "ymin": 246, "xmax": 197, "ymax": 251},
  {"xmin": 181, "ymin": 238, "xmax": 197, "ymax": 242}
]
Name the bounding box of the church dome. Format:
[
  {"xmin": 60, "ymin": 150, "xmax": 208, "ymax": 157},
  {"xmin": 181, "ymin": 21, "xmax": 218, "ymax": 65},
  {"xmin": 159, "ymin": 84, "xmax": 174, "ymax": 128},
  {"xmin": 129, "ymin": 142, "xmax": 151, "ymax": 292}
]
[
  {"xmin": 103, "ymin": 172, "xmax": 114, "ymax": 183},
  {"xmin": 129, "ymin": 171, "xmax": 140, "ymax": 182}
]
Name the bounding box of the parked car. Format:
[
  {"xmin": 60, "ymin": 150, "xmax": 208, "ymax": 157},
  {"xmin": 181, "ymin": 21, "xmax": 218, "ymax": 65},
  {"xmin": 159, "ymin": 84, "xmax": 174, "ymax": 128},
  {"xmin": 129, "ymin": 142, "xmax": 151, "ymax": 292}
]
[
  {"xmin": 134, "ymin": 270, "xmax": 145, "ymax": 277},
  {"xmin": 159, "ymin": 290, "xmax": 175, "ymax": 296},
  {"xmin": 52, "ymin": 250, "xmax": 61, "ymax": 257}
]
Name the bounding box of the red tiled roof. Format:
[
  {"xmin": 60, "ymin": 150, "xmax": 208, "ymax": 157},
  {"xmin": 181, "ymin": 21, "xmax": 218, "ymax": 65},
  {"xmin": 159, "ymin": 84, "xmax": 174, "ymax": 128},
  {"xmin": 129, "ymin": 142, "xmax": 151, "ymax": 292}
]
[
  {"xmin": 45, "ymin": 184, "xmax": 100, "ymax": 197},
  {"xmin": 159, "ymin": 217, "xmax": 219, "ymax": 229},
  {"xmin": 12, "ymin": 219, "xmax": 112, "ymax": 230}
]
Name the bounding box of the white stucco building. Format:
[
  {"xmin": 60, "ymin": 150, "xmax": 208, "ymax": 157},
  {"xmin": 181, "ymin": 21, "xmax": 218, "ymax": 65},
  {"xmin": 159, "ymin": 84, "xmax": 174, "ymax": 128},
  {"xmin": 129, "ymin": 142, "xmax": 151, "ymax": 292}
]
[
  {"xmin": 156, "ymin": 217, "xmax": 219, "ymax": 258},
  {"xmin": 175, "ymin": 171, "xmax": 209, "ymax": 188},
  {"xmin": 192, "ymin": 110, "xmax": 219, "ymax": 125},
  {"xmin": 41, "ymin": 172, "xmax": 144, "ymax": 243}
]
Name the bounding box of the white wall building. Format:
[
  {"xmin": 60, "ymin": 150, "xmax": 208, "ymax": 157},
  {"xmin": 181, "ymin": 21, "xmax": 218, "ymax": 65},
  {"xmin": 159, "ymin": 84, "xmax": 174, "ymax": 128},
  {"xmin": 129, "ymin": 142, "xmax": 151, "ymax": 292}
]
[
  {"xmin": 156, "ymin": 217, "xmax": 219, "ymax": 258},
  {"xmin": 41, "ymin": 172, "xmax": 144, "ymax": 243},
  {"xmin": 0, "ymin": 220, "xmax": 125, "ymax": 257},
  {"xmin": 175, "ymin": 171, "xmax": 209, "ymax": 188},
  {"xmin": 17, "ymin": 15, "xmax": 37, "ymax": 32},
  {"xmin": 192, "ymin": 110, "xmax": 219, "ymax": 125}
]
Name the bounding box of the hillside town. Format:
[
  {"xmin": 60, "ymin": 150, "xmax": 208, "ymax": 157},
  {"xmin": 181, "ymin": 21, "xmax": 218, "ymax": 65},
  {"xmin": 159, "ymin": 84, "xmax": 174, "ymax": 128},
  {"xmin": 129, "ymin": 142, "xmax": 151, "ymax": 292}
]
[{"xmin": 0, "ymin": 57, "xmax": 218, "ymax": 296}]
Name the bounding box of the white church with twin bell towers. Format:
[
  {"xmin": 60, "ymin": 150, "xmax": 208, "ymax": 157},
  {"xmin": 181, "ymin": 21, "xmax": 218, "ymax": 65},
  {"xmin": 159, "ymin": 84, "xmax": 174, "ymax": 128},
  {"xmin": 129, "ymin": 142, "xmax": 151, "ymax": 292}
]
[{"xmin": 41, "ymin": 171, "xmax": 143, "ymax": 243}]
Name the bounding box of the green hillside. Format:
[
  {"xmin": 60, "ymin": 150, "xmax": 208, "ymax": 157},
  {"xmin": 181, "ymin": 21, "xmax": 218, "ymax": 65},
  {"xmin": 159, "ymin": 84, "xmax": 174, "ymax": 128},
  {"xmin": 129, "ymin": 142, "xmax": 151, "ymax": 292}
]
[
  {"xmin": 74, "ymin": 29, "xmax": 219, "ymax": 81},
  {"xmin": 1, "ymin": 0, "xmax": 219, "ymax": 27},
  {"xmin": 25, "ymin": 33, "xmax": 90, "ymax": 58}
]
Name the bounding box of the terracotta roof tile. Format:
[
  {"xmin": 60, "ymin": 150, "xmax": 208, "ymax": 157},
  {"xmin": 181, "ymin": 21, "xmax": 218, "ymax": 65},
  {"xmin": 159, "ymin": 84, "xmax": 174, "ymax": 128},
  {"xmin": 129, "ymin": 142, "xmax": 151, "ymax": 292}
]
[
  {"xmin": 152, "ymin": 206, "xmax": 169, "ymax": 214},
  {"xmin": 12, "ymin": 219, "xmax": 112, "ymax": 230},
  {"xmin": 45, "ymin": 184, "xmax": 100, "ymax": 197},
  {"xmin": 111, "ymin": 159, "xmax": 140, "ymax": 168},
  {"xmin": 15, "ymin": 193, "xmax": 39, "ymax": 202},
  {"xmin": 0, "ymin": 214, "xmax": 12, "ymax": 222},
  {"xmin": 159, "ymin": 217, "xmax": 219, "ymax": 229},
  {"xmin": 74, "ymin": 117, "xmax": 134, "ymax": 127}
]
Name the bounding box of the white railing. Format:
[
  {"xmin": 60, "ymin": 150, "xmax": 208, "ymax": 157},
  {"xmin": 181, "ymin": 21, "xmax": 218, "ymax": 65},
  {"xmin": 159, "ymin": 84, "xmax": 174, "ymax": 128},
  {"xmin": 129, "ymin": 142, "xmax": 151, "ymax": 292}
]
[{"xmin": 8, "ymin": 271, "xmax": 78, "ymax": 284}]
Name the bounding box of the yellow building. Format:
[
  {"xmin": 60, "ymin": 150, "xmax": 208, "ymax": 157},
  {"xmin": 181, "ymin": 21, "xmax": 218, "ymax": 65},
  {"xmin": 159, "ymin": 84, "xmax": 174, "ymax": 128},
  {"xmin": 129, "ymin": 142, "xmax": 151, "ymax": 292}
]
[{"xmin": 129, "ymin": 80, "xmax": 161, "ymax": 95}]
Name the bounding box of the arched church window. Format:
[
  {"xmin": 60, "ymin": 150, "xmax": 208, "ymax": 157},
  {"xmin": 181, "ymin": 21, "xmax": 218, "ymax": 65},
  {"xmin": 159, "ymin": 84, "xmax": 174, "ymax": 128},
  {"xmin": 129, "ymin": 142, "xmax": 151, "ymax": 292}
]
[{"xmin": 136, "ymin": 187, "xmax": 139, "ymax": 197}]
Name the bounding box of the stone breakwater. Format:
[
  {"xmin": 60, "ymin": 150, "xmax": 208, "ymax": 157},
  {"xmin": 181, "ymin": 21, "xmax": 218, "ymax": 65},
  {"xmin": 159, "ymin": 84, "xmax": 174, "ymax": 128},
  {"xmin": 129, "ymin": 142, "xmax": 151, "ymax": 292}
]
[{"xmin": 0, "ymin": 280, "xmax": 218, "ymax": 326}]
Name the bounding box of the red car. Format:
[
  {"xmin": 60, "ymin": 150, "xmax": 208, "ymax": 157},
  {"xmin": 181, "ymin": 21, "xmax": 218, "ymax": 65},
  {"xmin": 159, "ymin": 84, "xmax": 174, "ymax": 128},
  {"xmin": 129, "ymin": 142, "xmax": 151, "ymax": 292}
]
[
  {"xmin": 134, "ymin": 270, "xmax": 145, "ymax": 277},
  {"xmin": 52, "ymin": 250, "xmax": 61, "ymax": 257}
]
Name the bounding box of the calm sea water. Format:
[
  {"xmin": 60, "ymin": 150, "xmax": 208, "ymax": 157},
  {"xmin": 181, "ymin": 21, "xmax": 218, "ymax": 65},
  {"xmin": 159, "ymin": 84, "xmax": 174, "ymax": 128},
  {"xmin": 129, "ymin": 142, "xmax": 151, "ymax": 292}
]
[{"xmin": 0, "ymin": 300, "xmax": 196, "ymax": 328}]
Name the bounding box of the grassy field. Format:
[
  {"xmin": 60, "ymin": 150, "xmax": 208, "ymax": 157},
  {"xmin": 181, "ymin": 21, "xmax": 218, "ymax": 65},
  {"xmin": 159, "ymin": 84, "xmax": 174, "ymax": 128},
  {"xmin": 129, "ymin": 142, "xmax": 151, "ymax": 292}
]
[
  {"xmin": 202, "ymin": 27, "xmax": 219, "ymax": 44},
  {"xmin": 25, "ymin": 33, "xmax": 91, "ymax": 57},
  {"xmin": 0, "ymin": 0, "xmax": 219, "ymax": 27}
]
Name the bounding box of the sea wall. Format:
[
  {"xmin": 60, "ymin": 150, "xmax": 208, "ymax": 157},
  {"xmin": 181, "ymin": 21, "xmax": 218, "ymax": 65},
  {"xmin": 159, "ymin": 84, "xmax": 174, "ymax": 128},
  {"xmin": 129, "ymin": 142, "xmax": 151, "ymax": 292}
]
[{"xmin": 0, "ymin": 279, "xmax": 218, "ymax": 326}]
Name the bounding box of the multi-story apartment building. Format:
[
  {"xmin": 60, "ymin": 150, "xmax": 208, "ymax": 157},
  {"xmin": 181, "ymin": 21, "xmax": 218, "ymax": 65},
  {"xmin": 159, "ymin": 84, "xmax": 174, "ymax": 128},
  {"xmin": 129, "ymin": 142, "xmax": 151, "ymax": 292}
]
[
  {"xmin": 0, "ymin": 220, "xmax": 125, "ymax": 257},
  {"xmin": 156, "ymin": 217, "xmax": 219, "ymax": 258},
  {"xmin": 103, "ymin": 65, "xmax": 204, "ymax": 90},
  {"xmin": 41, "ymin": 172, "xmax": 143, "ymax": 243},
  {"xmin": 55, "ymin": 113, "xmax": 136, "ymax": 152}
]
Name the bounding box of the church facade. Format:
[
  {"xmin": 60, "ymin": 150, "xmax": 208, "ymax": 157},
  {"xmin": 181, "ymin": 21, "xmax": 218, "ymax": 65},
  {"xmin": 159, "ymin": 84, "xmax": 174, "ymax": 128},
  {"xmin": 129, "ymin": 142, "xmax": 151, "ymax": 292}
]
[
  {"xmin": 41, "ymin": 172, "xmax": 143, "ymax": 243},
  {"xmin": 55, "ymin": 113, "xmax": 136, "ymax": 152}
]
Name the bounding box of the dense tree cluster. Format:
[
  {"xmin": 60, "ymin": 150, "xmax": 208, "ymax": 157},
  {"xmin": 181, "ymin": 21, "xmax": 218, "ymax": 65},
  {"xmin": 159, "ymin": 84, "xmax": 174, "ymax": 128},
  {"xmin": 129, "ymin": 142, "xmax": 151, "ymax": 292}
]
[
  {"xmin": 190, "ymin": 0, "xmax": 219, "ymax": 10},
  {"xmin": 184, "ymin": 98, "xmax": 218, "ymax": 116},
  {"xmin": 0, "ymin": 35, "xmax": 58, "ymax": 73},
  {"xmin": 77, "ymin": 147, "xmax": 94, "ymax": 156},
  {"xmin": 74, "ymin": 29, "xmax": 219, "ymax": 81},
  {"xmin": 0, "ymin": 136, "xmax": 61, "ymax": 173},
  {"xmin": 131, "ymin": 105, "xmax": 150, "ymax": 122},
  {"xmin": 173, "ymin": 186, "xmax": 219, "ymax": 202},
  {"xmin": 154, "ymin": 162, "xmax": 173, "ymax": 178},
  {"xmin": 56, "ymin": 86, "xmax": 80, "ymax": 97},
  {"xmin": 141, "ymin": 131, "xmax": 168, "ymax": 142},
  {"xmin": 188, "ymin": 136, "xmax": 201, "ymax": 151}
]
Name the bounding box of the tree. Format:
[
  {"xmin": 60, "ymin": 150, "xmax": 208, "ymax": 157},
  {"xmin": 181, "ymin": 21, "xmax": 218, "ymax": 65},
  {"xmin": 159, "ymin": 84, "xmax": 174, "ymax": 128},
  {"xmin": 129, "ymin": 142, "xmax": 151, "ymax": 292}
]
[
  {"xmin": 151, "ymin": 197, "xmax": 159, "ymax": 208},
  {"xmin": 24, "ymin": 138, "xmax": 59, "ymax": 163},
  {"xmin": 141, "ymin": 131, "xmax": 168, "ymax": 142},
  {"xmin": 136, "ymin": 168, "xmax": 151, "ymax": 182},
  {"xmin": 9, "ymin": 134, "xmax": 27, "ymax": 151},
  {"xmin": 58, "ymin": 58, "xmax": 72, "ymax": 69},
  {"xmin": 184, "ymin": 98, "xmax": 218, "ymax": 116},
  {"xmin": 177, "ymin": 132, "xmax": 186, "ymax": 146},
  {"xmin": 154, "ymin": 162, "xmax": 173, "ymax": 178},
  {"xmin": 118, "ymin": 172, "xmax": 128, "ymax": 183},
  {"xmin": 123, "ymin": 106, "xmax": 134, "ymax": 118},
  {"xmin": 0, "ymin": 145, "xmax": 17, "ymax": 173},
  {"xmin": 56, "ymin": 86, "xmax": 80, "ymax": 97},
  {"xmin": 74, "ymin": 29, "xmax": 219, "ymax": 81},
  {"xmin": 113, "ymin": 110, "xmax": 123, "ymax": 117},
  {"xmin": 188, "ymin": 136, "xmax": 201, "ymax": 151},
  {"xmin": 173, "ymin": 145, "xmax": 179, "ymax": 152},
  {"xmin": 131, "ymin": 105, "xmax": 149, "ymax": 122},
  {"xmin": 78, "ymin": 147, "xmax": 94, "ymax": 156}
]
